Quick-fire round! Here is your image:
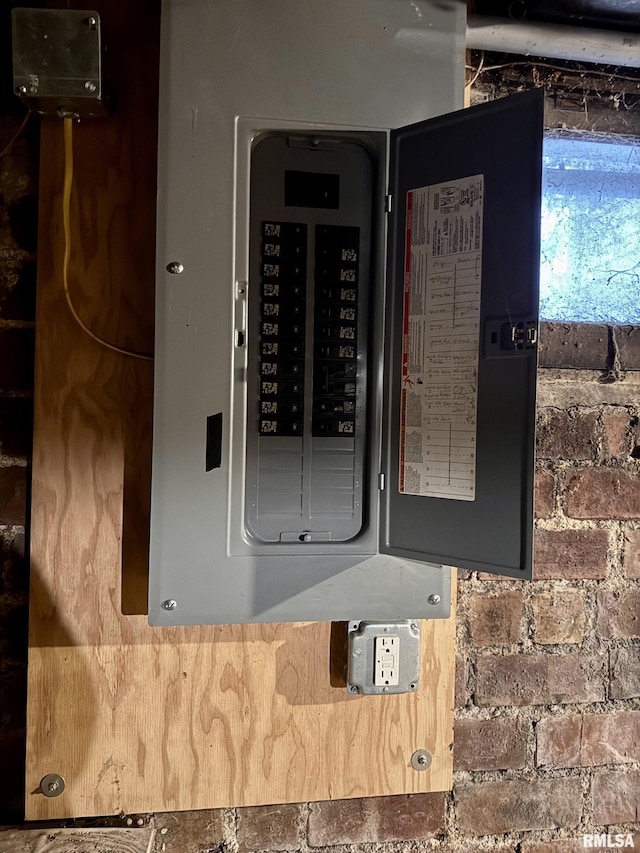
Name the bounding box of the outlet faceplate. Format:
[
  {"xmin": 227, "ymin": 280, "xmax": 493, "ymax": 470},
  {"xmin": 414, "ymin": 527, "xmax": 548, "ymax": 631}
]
[{"xmin": 346, "ymin": 620, "xmax": 421, "ymax": 695}]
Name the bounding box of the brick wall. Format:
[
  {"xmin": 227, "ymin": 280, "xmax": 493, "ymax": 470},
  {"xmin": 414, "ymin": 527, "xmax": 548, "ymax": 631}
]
[
  {"xmin": 1, "ymin": 111, "xmax": 639, "ymax": 849},
  {"xmin": 0, "ymin": 106, "xmax": 37, "ymax": 823}
]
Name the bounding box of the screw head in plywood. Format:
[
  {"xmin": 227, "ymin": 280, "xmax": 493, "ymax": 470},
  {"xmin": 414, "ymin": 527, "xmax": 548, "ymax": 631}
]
[
  {"xmin": 40, "ymin": 773, "xmax": 65, "ymax": 797},
  {"xmin": 410, "ymin": 749, "xmax": 432, "ymax": 771}
]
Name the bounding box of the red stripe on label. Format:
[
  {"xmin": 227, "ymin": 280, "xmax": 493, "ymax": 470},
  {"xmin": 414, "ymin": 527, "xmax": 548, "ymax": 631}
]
[
  {"xmin": 402, "ymin": 191, "xmax": 413, "ymax": 378},
  {"xmin": 399, "ymin": 191, "xmax": 413, "ymax": 493}
]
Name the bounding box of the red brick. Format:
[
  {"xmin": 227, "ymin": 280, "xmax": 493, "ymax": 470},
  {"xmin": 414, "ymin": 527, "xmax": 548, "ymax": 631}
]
[
  {"xmin": 537, "ymin": 409, "xmax": 598, "ymax": 461},
  {"xmin": 468, "ymin": 591, "xmax": 523, "ymax": 646},
  {"xmin": 532, "ymin": 591, "xmax": 585, "ymax": 644},
  {"xmin": 535, "ymin": 469, "xmax": 555, "ymax": 518},
  {"xmin": 565, "ymin": 469, "xmax": 640, "ymax": 519},
  {"xmin": 592, "ymin": 770, "xmax": 640, "ymax": 825},
  {"xmin": 149, "ymin": 809, "xmax": 224, "ymax": 853},
  {"xmin": 533, "ymin": 528, "xmax": 609, "ymax": 580},
  {"xmin": 597, "ymin": 590, "xmax": 640, "ymax": 639},
  {"xmin": 0, "ymin": 466, "xmax": 27, "ymax": 525},
  {"xmin": 610, "ymin": 645, "xmax": 640, "ymax": 699},
  {"xmin": 454, "ymin": 778, "xmax": 581, "ymax": 835},
  {"xmin": 0, "ymin": 398, "xmax": 33, "ymax": 460},
  {"xmin": 538, "ymin": 711, "xmax": 640, "ymax": 769},
  {"xmin": 603, "ymin": 410, "xmax": 633, "ymax": 459},
  {"xmin": 616, "ymin": 326, "xmax": 640, "ymax": 370},
  {"xmin": 538, "ymin": 322, "xmax": 608, "ymax": 370},
  {"xmin": 536, "ymin": 715, "xmax": 582, "ymax": 769},
  {"xmin": 307, "ymin": 794, "xmax": 444, "ymax": 846},
  {"xmin": 623, "ymin": 531, "xmax": 640, "ymax": 579},
  {"xmin": 475, "ymin": 653, "xmax": 604, "ymax": 707},
  {"xmin": 372, "ymin": 793, "xmax": 446, "ymax": 842},
  {"xmin": 521, "ymin": 842, "xmax": 585, "ymax": 853},
  {"xmin": 237, "ymin": 804, "xmax": 301, "ymax": 852},
  {"xmin": 453, "ymin": 718, "xmax": 527, "ymax": 771},
  {"xmin": 582, "ymin": 711, "xmax": 640, "ymax": 766}
]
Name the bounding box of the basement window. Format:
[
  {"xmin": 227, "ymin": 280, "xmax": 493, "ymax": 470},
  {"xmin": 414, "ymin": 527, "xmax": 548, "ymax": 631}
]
[{"xmin": 540, "ymin": 134, "xmax": 640, "ymax": 324}]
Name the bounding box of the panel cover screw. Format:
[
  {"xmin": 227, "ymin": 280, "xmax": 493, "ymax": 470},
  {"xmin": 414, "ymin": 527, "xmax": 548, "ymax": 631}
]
[
  {"xmin": 428, "ymin": 594, "xmax": 441, "ymax": 605},
  {"xmin": 15, "ymin": 85, "xmax": 27, "ymax": 95},
  {"xmin": 40, "ymin": 773, "xmax": 65, "ymax": 797},
  {"xmin": 87, "ymin": 16, "xmax": 98, "ymax": 28},
  {"xmin": 84, "ymin": 81, "xmax": 97, "ymax": 93},
  {"xmin": 167, "ymin": 262, "xmax": 184, "ymax": 275},
  {"xmin": 161, "ymin": 599, "xmax": 177, "ymax": 611},
  {"xmin": 411, "ymin": 749, "xmax": 432, "ymax": 771},
  {"xmin": 348, "ymin": 684, "xmax": 359, "ymax": 694}
]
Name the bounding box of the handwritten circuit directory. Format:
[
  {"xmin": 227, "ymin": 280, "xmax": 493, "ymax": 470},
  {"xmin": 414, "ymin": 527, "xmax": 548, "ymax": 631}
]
[{"xmin": 399, "ymin": 175, "xmax": 484, "ymax": 500}]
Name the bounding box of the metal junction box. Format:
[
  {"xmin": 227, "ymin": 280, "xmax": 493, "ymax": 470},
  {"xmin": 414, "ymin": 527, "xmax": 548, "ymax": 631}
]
[
  {"xmin": 149, "ymin": 0, "xmax": 542, "ymax": 626},
  {"xmin": 11, "ymin": 8, "xmax": 108, "ymax": 119}
]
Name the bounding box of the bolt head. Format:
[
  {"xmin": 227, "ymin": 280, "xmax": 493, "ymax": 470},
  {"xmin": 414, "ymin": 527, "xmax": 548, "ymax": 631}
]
[
  {"xmin": 348, "ymin": 684, "xmax": 358, "ymax": 694},
  {"xmin": 84, "ymin": 80, "xmax": 98, "ymax": 93},
  {"xmin": 161, "ymin": 599, "xmax": 177, "ymax": 611},
  {"xmin": 428, "ymin": 594, "xmax": 441, "ymax": 606},
  {"xmin": 16, "ymin": 85, "xmax": 27, "ymax": 95},
  {"xmin": 410, "ymin": 749, "xmax": 432, "ymax": 771},
  {"xmin": 167, "ymin": 261, "xmax": 184, "ymax": 275},
  {"xmin": 40, "ymin": 773, "xmax": 65, "ymax": 797},
  {"xmin": 87, "ymin": 15, "xmax": 98, "ymax": 28}
]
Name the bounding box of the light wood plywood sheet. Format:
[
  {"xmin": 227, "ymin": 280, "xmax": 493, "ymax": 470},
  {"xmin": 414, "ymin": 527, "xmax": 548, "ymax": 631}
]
[{"xmin": 26, "ymin": 0, "xmax": 456, "ymax": 820}]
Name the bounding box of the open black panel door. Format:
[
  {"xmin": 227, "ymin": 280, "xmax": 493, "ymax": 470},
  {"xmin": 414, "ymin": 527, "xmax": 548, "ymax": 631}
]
[{"xmin": 381, "ymin": 89, "xmax": 543, "ymax": 579}]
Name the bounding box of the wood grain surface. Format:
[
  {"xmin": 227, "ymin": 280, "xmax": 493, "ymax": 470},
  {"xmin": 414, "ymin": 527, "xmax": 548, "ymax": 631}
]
[{"xmin": 26, "ymin": 0, "xmax": 456, "ymax": 820}]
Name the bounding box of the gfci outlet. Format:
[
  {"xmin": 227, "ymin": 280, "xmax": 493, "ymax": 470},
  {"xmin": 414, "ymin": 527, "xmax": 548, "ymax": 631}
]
[
  {"xmin": 346, "ymin": 620, "xmax": 421, "ymax": 695},
  {"xmin": 374, "ymin": 635, "xmax": 400, "ymax": 686}
]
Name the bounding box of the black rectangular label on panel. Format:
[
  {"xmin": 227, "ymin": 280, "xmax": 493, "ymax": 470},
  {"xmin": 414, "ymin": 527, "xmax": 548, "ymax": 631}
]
[
  {"xmin": 285, "ymin": 171, "xmax": 340, "ymax": 209},
  {"xmin": 205, "ymin": 412, "xmax": 223, "ymax": 471}
]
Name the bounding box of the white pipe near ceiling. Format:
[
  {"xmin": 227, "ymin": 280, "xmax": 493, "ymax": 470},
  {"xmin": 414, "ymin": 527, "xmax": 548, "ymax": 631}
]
[{"xmin": 467, "ymin": 14, "xmax": 640, "ymax": 69}]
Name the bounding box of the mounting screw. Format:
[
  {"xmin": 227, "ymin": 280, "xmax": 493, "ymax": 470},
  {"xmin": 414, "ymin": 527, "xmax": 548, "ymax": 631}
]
[
  {"xmin": 410, "ymin": 749, "xmax": 432, "ymax": 771},
  {"xmin": 161, "ymin": 599, "xmax": 177, "ymax": 611},
  {"xmin": 348, "ymin": 684, "xmax": 359, "ymax": 694},
  {"xmin": 40, "ymin": 773, "xmax": 65, "ymax": 797},
  {"xmin": 409, "ymin": 682, "xmax": 417, "ymax": 690},
  {"xmin": 428, "ymin": 594, "xmax": 441, "ymax": 606},
  {"xmin": 15, "ymin": 85, "xmax": 27, "ymax": 96},
  {"xmin": 87, "ymin": 15, "xmax": 98, "ymax": 29},
  {"xmin": 166, "ymin": 262, "xmax": 184, "ymax": 275},
  {"xmin": 84, "ymin": 81, "xmax": 98, "ymax": 93},
  {"xmin": 410, "ymin": 622, "xmax": 419, "ymax": 631}
]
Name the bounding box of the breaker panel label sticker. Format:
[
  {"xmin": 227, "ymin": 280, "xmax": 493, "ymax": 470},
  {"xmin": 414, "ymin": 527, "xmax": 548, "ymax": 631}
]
[{"xmin": 399, "ymin": 175, "xmax": 484, "ymax": 501}]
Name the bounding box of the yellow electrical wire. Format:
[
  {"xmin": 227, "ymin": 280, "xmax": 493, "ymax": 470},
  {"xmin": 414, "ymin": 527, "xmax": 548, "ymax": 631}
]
[{"xmin": 62, "ymin": 117, "xmax": 154, "ymax": 361}]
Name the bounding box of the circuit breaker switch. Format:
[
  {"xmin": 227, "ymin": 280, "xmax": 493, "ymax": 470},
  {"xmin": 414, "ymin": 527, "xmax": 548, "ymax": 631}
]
[{"xmin": 374, "ymin": 635, "xmax": 399, "ymax": 686}]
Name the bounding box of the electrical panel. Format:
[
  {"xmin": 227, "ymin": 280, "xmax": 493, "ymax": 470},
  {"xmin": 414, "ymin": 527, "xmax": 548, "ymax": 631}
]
[{"xmin": 149, "ymin": 0, "xmax": 542, "ymax": 626}]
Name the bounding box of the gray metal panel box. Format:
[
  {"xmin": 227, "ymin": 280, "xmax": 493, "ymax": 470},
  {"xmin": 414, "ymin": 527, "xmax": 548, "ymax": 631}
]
[{"xmin": 149, "ymin": 0, "xmax": 540, "ymax": 627}]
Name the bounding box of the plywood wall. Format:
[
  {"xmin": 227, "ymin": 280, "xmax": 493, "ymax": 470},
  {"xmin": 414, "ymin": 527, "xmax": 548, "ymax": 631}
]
[{"xmin": 25, "ymin": 0, "xmax": 456, "ymax": 820}]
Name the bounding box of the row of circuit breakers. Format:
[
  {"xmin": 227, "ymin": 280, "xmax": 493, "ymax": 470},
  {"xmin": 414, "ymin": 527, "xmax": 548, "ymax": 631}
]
[{"xmin": 258, "ymin": 220, "xmax": 359, "ymax": 440}]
